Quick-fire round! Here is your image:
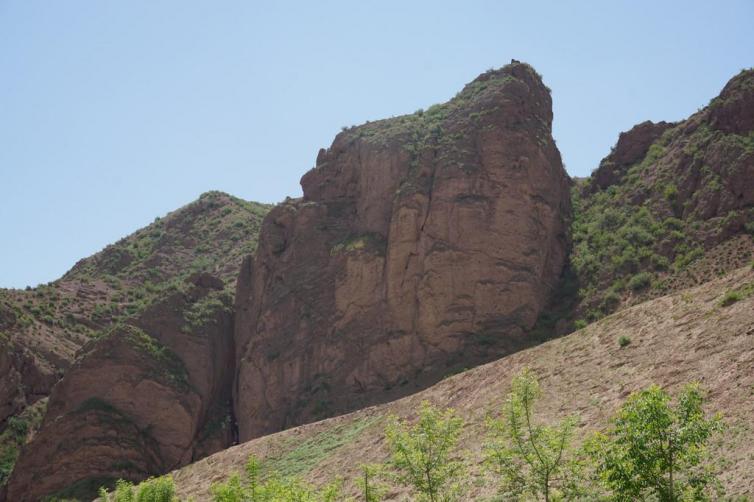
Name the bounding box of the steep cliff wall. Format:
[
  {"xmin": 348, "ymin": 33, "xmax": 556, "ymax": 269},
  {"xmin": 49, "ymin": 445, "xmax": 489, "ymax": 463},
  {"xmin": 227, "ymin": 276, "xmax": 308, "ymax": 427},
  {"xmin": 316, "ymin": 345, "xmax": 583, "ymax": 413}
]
[{"xmin": 234, "ymin": 62, "xmax": 572, "ymax": 440}]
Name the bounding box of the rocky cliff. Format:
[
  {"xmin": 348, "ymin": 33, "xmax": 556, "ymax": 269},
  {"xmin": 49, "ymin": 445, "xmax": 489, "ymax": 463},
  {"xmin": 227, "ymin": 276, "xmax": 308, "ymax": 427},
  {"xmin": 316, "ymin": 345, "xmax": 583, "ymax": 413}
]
[
  {"xmin": 234, "ymin": 61, "xmax": 572, "ymax": 441},
  {"xmin": 5, "ymin": 273, "xmax": 236, "ymax": 502}
]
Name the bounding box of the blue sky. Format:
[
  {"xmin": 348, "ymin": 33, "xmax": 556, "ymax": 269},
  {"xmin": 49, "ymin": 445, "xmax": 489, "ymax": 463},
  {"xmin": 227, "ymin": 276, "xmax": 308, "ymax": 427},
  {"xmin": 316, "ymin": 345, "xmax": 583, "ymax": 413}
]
[{"xmin": 1, "ymin": 1, "xmax": 752, "ymax": 288}]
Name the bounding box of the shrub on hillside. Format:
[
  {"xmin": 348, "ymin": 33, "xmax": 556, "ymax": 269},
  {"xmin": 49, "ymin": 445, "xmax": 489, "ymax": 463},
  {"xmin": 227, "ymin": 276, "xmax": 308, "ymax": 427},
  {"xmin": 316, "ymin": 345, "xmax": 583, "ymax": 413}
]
[
  {"xmin": 627, "ymin": 272, "xmax": 652, "ymax": 291},
  {"xmin": 98, "ymin": 476, "xmax": 178, "ymax": 502},
  {"xmin": 386, "ymin": 401, "xmax": 465, "ymax": 501},
  {"xmin": 587, "ymin": 384, "xmax": 724, "ymax": 501},
  {"xmin": 484, "ymin": 368, "xmax": 583, "ymax": 501}
]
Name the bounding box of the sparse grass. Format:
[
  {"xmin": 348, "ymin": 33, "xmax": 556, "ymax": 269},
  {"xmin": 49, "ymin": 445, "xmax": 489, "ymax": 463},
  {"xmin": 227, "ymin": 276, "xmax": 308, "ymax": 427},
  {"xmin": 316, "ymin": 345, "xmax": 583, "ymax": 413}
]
[
  {"xmin": 330, "ymin": 233, "xmax": 387, "ymax": 257},
  {"xmin": 719, "ymin": 281, "xmax": 754, "ymax": 307},
  {"xmin": 183, "ymin": 288, "xmax": 233, "ymax": 333},
  {"xmin": 121, "ymin": 325, "xmax": 191, "ymax": 391},
  {"xmin": 263, "ymin": 416, "xmax": 381, "ymax": 480}
]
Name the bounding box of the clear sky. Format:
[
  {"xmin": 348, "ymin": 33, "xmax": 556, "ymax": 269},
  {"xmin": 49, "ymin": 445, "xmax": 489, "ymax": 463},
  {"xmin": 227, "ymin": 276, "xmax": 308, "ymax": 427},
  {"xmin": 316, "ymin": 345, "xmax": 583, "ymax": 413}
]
[{"xmin": 1, "ymin": 1, "xmax": 752, "ymax": 288}]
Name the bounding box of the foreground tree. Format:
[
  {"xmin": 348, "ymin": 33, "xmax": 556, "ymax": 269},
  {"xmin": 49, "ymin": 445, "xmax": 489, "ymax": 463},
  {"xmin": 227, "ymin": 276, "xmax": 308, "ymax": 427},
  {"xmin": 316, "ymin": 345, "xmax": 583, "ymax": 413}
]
[
  {"xmin": 357, "ymin": 463, "xmax": 386, "ymax": 502},
  {"xmin": 588, "ymin": 384, "xmax": 724, "ymax": 501},
  {"xmin": 98, "ymin": 475, "xmax": 179, "ymax": 502},
  {"xmin": 209, "ymin": 454, "xmax": 342, "ymax": 502},
  {"xmin": 484, "ymin": 368, "xmax": 583, "ymax": 501},
  {"xmin": 385, "ymin": 401, "xmax": 465, "ymax": 502}
]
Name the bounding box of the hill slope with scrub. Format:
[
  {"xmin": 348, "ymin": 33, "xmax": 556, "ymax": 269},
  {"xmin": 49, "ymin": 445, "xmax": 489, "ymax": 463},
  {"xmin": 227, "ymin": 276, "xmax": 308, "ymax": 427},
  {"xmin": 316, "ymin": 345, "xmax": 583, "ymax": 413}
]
[
  {"xmin": 169, "ymin": 266, "xmax": 754, "ymax": 500},
  {"xmin": 0, "ymin": 192, "xmax": 270, "ymax": 491}
]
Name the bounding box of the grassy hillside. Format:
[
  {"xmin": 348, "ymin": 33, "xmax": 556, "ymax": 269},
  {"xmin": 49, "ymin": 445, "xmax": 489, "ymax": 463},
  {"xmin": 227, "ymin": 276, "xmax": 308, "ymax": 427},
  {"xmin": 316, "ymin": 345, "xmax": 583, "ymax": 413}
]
[
  {"xmin": 566, "ymin": 69, "xmax": 754, "ymax": 325},
  {"xmin": 0, "ymin": 191, "xmax": 269, "ymax": 366},
  {"xmin": 0, "ymin": 191, "xmax": 271, "ymax": 490},
  {"xmin": 166, "ymin": 265, "xmax": 754, "ymax": 500}
]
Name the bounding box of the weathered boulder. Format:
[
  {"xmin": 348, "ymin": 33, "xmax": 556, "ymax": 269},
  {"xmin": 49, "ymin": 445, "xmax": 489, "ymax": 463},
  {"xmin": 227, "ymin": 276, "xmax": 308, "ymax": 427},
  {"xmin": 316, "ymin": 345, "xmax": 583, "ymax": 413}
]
[{"xmin": 234, "ymin": 62, "xmax": 572, "ymax": 440}]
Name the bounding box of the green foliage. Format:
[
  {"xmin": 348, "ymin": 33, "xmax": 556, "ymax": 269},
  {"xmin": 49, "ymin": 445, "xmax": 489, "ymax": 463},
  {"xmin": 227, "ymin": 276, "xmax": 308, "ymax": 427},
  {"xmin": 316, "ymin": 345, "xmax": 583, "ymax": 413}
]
[
  {"xmin": 663, "ymin": 183, "xmax": 679, "ymax": 202},
  {"xmin": 385, "ymin": 401, "xmax": 465, "ymax": 502},
  {"xmin": 573, "ymin": 319, "xmax": 588, "ymax": 330},
  {"xmin": 357, "ymin": 464, "xmax": 387, "ymax": 502},
  {"xmin": 183, "ymin": 288, "xmax": 233, "ymax": 332},
  {"xmin": 484, "ymin": 368, "xmax": 582, "ymax": 501},
  {"xmin": 718, "ymin": 281, "xmax": 754, "ymax": 307},
  {"xmin": 627, "ymin": 272, "xmax": 652, "ymax": 291},
  {"xmin": 0, "ymin": 399, "xmax": 47, "ymax": 487},
  {"xmin": 121, "ymin": 326, "xmax": 190, "ymax": 391},
  {"xmin": 330, "ymin": 233, "xmax": 387, "ymax": 257},
  {"xmin": 719, "ymin": 291, "xmax": 742, "ymax": 307},
  {"xmin": 210, "ymin": 473, "xmax": 245, "ymax": 502},
  {"xmin": 209, "ymin": 454, "xmax": 343, "ymax": 502},
  {"xmin": 99, "ymin": 476, "xmax": 179, "ymax": 502},
  {"xmin": 618, "ymin": 335, "xmax": 631, "ymax": 348},
  {"xmin": 587, "ymin": 384, "xmax": 724, "ymax": 501}
]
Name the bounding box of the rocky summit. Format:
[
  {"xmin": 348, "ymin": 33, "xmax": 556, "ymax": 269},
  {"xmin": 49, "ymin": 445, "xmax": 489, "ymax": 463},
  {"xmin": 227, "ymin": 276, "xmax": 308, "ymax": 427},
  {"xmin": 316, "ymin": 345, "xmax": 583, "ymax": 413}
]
[{"xmin": 233, "ymin": 61, "xmax": 571, "ymax": 441}]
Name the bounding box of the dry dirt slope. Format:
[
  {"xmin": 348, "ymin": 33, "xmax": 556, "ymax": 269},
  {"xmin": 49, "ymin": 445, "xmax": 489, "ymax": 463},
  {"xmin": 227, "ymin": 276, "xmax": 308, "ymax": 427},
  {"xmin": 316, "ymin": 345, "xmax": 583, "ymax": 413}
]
[{"xmin": 170, "ymin": 266, "xmax": 754, "ymax": 500}]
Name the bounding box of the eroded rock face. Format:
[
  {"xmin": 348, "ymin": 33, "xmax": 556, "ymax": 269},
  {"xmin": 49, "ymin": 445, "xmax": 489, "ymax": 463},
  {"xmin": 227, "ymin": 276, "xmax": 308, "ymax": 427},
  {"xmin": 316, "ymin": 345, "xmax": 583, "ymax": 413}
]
[
  {"xmin": 589, "ymin": 120, "xmax": 675, "ymax": 192},
  {"xmin": 0, "ymin": 342, "xmax": 52, "ymax": 426},
  {"xmin": 709, "ymin": 68, "xmax": 754, "ymax": 134},
  {"xmin": 234, "ymin": 62, "xmax": 571, "ymax": 440},
  {"xmin": 5, "ymin": 274, "xmax": 235, "ymax": 502}
]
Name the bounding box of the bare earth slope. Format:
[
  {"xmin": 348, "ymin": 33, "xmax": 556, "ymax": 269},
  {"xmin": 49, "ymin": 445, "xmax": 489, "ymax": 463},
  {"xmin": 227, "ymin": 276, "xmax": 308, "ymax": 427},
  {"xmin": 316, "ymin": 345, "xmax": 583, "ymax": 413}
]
[{"xmin": 173, "ymin": 266, "xmax": 754, "ymax": 500}]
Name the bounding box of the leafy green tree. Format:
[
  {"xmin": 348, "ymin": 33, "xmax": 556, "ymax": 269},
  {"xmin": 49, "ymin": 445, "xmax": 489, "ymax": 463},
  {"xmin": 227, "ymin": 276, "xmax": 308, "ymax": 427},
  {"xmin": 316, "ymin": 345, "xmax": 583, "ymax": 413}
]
[
  {"xmin": 135, "ymin": 476, "xmax": 180, "ymax": 502},
  {"xmin": 484, "ymin": 368, "xmax": 582, "ymax": 501},
  {"xmin": 245, "ymin": 454, "xmax": 263, "ymax": 500},
  {"xmin": 210, "ymin": 473, "xmax": 245, "ymax": 502},
  {"xmin": 588, "ymin": 384, "xmax": 724, "ymax": 501},
  {"xmin": 99, "ymin": 476, "xmax": 179, "ymax": 502},
  {"xmin": 357, "ymin": 463, "xmax": 386, "ymax": 502},
  {"xmin": 385, "ymin": 400, "xmax": 465, "ymax": 502}
]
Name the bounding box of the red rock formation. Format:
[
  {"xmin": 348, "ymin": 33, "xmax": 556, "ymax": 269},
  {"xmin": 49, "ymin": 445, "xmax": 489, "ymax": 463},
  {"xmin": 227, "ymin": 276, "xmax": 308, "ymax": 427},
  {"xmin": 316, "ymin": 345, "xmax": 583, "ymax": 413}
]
[
  {"xmin": 588, "ymin": 120, "xmax": 675, "ymax": 193},
  {"xmin": 5, "ymin": 274, "xmax": 235, "ymax": 502},
  {"xmin": 709, "ymin": 68, "xmax": 754, "ymax": 134},
  {"xmin": 234, "ymin": 62, "xmax": 572, "ymax": 441}
]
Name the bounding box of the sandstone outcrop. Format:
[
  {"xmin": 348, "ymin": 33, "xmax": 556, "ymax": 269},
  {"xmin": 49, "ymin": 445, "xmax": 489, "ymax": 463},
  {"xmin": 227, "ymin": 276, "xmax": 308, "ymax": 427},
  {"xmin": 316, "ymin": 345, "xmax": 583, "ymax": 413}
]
[
  {"xmin": 5, "ymin": 274, "xmax": 236, "ymax": 501},
  {"xmin": 234, "ymin": 62, "xmax": 572, "ymax": 440}
]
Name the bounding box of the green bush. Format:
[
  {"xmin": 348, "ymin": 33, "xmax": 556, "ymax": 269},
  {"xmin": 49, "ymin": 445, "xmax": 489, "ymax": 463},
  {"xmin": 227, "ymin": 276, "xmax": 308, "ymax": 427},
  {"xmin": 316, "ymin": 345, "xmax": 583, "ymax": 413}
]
[
  {"xmin": 719, "ymin": 291, "xmax": 742, "ymax": 307},
  {"xmin": 663, "ymin": 183, "xmax": 678, "ymax": 201},
  {"xmin": 600, "ymin": 291, "xmax": 621, "ymax": 314},
  {"xmin": 618, "ymin": 335, "xmax": 631, "ymax": 348},
  {"xmin": 209, "ymin": 454, "xmax": 343, "ymax": 502},
  {"xmin": 386, "ymin": 401, "xmax": 465, "ymax": 501},
  {"xmin": 484, "ymin": 368, "xmax": 582, "ymax": 501},
  {"xmin": 627, "ymin": 272, "xmax": 652, "ymax": 291},
  {"xmin": 99, "ymin": 476, "xmax": 178, "ymax": 502},
  {"xmin": 587, "ymin": 384, "xmax": 724, "ymax": 500}
]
